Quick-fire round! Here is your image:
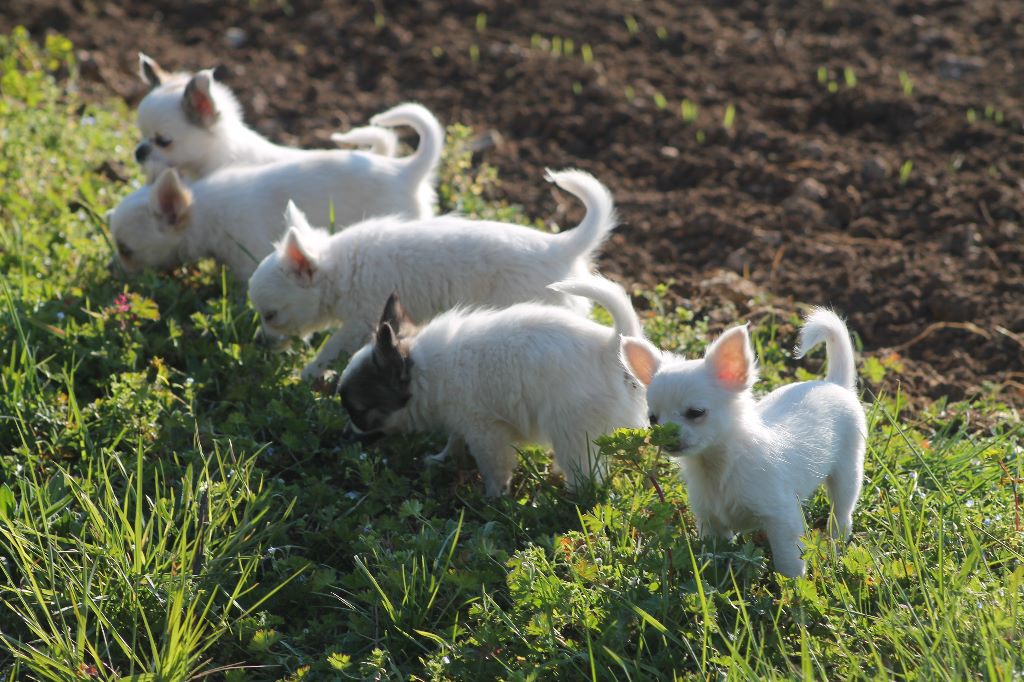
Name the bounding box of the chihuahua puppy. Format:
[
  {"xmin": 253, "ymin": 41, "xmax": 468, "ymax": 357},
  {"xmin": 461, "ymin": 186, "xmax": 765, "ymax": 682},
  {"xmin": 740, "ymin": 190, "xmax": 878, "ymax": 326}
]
[
  {"xmin": 338, "ymin": 276, "xmax": 649, "ymax": 496},
  {"xmin": 109, "ymin": 132, "xmax": 432, "ymax": 282},
  {"xmin": 620, "ymin": 309, "xmax": 866, "ymax": 578},
  {"xmin": 134, "ymin": 55, "xmax": 439, "ymax": 204},
  {"xmin": 248, "ymin": 169, "xmax": 619, "ymax": 381}
]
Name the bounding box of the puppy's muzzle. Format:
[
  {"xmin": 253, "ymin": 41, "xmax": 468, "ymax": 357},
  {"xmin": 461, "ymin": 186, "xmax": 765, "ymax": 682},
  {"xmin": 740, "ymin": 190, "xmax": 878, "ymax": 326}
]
[
  {"xmin": 255, "ymin": 328, "xmax": 289, "ymax": 351},
  {"xmin": 134, "ymin": 143, "xmax": 151, "ymax": 163}
]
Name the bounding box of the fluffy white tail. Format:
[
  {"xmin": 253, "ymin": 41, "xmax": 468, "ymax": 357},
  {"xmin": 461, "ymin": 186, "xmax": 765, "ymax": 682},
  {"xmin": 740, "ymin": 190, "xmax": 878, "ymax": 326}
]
[
  {"xmin": 330, "ymin": 126, "xmax": 398, "ymax": 156},
  {"xmin": 796, "ymin": 308, "xmax": 857, "ymax": 391},
  {"xmin": 370, "ymin": 102, "xmax": 444, "ymax": 188},
  {"xmin": 545, "ymin": 169, "xmax": 618, "ymax": 263},
  {"xmin": 548, "ymin": 276, "xmax": 641, "ymax": 339}
]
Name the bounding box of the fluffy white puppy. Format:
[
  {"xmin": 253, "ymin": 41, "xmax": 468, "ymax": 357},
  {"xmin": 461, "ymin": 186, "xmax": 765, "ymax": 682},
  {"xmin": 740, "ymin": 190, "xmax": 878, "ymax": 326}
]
[
  {"xmin": 248, "ymin": 169, "xmax": 619, "ymax": 381},
  {"xmin": 337, "ymin": 276, "xmax": 649, "ymax": 496},
  {"xmin": 134, "ymin": 55, "xmax": 428, "ymax": 187},
  {"xmin": 109, "ymin": 101, "xmax": 442, "ymax": 281},
  {"xmin": 620, "ymin": 309, "xmax": 866, "ymax": 578}
]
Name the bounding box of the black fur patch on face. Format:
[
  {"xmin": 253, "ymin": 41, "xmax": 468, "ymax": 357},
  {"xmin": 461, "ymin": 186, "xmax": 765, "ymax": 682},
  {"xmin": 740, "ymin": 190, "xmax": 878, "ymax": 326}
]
[{"xmin": 338, "ymin": 323, "xmax": 412, "ymax": 434}]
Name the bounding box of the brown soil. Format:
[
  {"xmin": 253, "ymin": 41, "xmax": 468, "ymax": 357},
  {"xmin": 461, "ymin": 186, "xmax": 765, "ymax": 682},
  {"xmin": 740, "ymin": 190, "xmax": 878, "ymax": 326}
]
[{"xmin": 4, "ymin": 0, "xmax": 1022, "ymax": 410}]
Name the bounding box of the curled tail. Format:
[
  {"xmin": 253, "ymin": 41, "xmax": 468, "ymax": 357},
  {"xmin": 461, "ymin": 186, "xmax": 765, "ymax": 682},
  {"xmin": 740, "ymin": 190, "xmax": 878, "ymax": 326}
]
[
  {"xmin": 795, "ymin": 308, "xmax": 857, "ymax": 391},
  {"xmin": 545, "ymin": 169, "xmax": 618, "ymax": 263},
  {"xmin": 548, "ymin": 276, "xmax": 642, "ymax": 340},
  {"xmin": 331, "ymin": 126, "xmax": 398, "ymax": 156},
  {"xmin": 370, "ymin": 102, "xmax": 444, "ymax": 188}
]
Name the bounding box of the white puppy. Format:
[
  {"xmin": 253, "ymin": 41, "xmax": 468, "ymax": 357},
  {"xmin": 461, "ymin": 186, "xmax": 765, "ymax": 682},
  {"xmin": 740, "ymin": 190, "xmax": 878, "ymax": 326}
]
[
  {"xmin": 248, "ymin": 169, "xmax": 618, "ymax": 381},
  {"xmin": 620, "ymin": 309, "xmax": 866, "ymax": 578},
  {"xmin": 134, "ymin": 55, "xmax": 425, "ymax": 184},
  {"xmin": 109, "ymin": 102, "xmax": 442, "ymax": 281},
  {"xmin": 337, "ymin": 276, "xmax": 649, "ymax": 496}
]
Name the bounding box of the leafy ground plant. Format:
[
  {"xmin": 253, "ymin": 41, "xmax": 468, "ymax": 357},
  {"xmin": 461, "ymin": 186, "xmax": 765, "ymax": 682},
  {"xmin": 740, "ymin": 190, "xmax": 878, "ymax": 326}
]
[{"xmin": 0, "ymin": 29, "xmax": 1021, "ymax": 681}]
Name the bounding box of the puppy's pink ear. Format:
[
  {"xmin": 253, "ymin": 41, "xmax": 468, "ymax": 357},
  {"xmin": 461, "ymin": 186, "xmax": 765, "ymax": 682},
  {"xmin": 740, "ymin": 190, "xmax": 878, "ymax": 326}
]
[
  {"xmin": 704, "ymin": 325, "xmax": 756, "ymax": 391},
  {"xmin": 280, "ymin": 227, "xmax": 316, "ymax": 285},
  {"xmin": 182, "ymin": 71, "xmax": 218, "ymax": 127},
  {"xmin": 149, "ymin": 168, "xmax": 192, "ymax": 231},
  {"xmin": 620, "ymin": 336, "xmax": 661, "ymax": 386},
  {"xmin": 138, "ymin": 53, "xmax": 167, "ymax": 87}
]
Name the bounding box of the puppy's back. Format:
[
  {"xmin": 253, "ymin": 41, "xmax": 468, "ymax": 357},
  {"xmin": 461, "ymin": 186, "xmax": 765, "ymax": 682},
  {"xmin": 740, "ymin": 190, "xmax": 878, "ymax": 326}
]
[{"xmin": 411, "ymin": 303, "xmax": 640, "ymax": 437}]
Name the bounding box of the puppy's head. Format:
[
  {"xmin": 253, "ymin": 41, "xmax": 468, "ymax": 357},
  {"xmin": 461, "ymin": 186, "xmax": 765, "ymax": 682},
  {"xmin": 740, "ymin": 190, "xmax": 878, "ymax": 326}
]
[
  {"xmin": 621, "ymin": 325, "xmax": 757, "ymax": 457},
  {"xmin": 338, "ymin": 293, "xmax": 416, "ymax": 434},
  {"xmin": 108, "ymin": 168, "xmax": 194, "ymax": 274},
  {"xmin": 248, "ymin": 202, "xmax": 331, "ymax": 343},
  {"xmin": 135, "ymin": 54, "xmax": 239, "ymax": 181}
]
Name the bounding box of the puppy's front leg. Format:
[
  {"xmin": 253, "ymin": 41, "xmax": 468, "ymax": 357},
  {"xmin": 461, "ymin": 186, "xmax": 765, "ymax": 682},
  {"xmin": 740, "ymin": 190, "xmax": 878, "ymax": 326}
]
[
  {"xmin": 301, "ymin": 324, "xmax": 370, "ymax": 382},
  {"xmin": 425, "ymin": 435, "xmax": 464, "ymax": 467},
  {"xmin": 763, "ymin": 505, "xmax": 808, "ymax": 578},
  {"xmin": 464, "ymin": 428, "xmax": 518, "ymax": 497}
]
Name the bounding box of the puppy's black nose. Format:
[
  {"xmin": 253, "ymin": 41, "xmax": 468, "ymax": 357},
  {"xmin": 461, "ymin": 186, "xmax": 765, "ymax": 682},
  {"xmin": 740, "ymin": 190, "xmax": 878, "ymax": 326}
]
[
  {"xmin": 134, "ymin": 143, "xmax": 151, "ymax": 163},
  {"xmin": 649, "ymin": 414, "xmax": 659, "ymax": 425}
]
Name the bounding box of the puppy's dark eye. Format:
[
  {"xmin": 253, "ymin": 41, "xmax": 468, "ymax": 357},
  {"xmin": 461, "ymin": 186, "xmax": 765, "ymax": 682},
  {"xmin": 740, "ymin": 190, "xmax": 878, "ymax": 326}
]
[
  {"xmin": 649, "ymin": 414, "xmax": 659, "ymax": 425},
  {"xmin": 685, "ymin": 408, "xmax": 706, "ymax": 420},
  {"xmin": 154, "ymin": 134, "xmax": 172, "ymax": 148},
  {"xmin": 117, "ymin": 242, "xmax": 133, "ymax": 259},
  {"xmin": 263, "ymin": 311, "xmax": 278, "ymax": 324}
]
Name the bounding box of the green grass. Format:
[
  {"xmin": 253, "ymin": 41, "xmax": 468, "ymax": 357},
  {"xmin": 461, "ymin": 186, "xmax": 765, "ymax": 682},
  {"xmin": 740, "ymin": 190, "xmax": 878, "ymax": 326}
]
[{"xmin": 1, "ymin": 28, "xmax": 1022, "ymax": 680}]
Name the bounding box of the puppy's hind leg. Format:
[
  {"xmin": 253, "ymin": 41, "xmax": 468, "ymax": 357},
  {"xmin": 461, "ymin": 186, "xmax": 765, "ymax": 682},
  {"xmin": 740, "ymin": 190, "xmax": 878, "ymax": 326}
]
[
  {"xmin": 464, "ymin": 427, "xmax": 518, "ymax": 497},
  {"xmin": 826, "ymin": 444, "xmax": 865, "ymax": 541}
]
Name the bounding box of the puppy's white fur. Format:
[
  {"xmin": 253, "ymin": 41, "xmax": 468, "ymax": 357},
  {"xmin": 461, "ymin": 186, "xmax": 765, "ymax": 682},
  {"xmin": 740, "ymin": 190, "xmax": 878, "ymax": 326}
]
[
  {"xmin": 134, "ymin": 55, "xmax": 437, "ymax": 193},
  {"xmin": 247, "ymin": 169, "xmax": 619, "ymax": 381},
  {"xmin": 330, "ymin": 126, "xmax": 398, "ymax": 157},
  {"xmin": 340, "ymin": 276, "xmax": 649, "ymax": 496},
  {"xmin": 109, "ymin": 138, "xmax": 433, "ymax": 281},
  {"xmin": 621, "ymin": 309, "xmax": 866, "ymax": 578}
]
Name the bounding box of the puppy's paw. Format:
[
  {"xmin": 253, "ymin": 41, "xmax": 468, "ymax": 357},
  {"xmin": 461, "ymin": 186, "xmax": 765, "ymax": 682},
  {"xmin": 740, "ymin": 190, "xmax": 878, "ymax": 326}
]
[
  {"xmin": 300, "ymin": 362, "xmax": 325, "ymax": 382},
  {"xmin": 424, "ymin": 435, "xmax": 464, "ymax": 467},
  {"xmin": 423, "ymin": 451, "xmax": 448, "ymax": 468},
  {"xmin": 310, "ymin": 370, "xmax": 340, "ymax": 396}
]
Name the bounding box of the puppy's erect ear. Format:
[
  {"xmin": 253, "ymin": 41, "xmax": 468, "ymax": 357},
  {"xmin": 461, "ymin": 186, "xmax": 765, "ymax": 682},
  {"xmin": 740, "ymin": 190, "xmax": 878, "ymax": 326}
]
[
  {"xmin": 373, "ymin": 321, "xmax": 410, "ymax": 381},
  {"xmin": 149, "ymin": 168, "xmax": 192, "ymax": 231},
  {"xmin": 283, "ymin": 200, "xmax": 312, "ymax": 231},
  {"xmin": 138, "ymin": 53, "xmax": 168, "ymax": 87},
  {"xmin": 620, "ymin": 336, "xmax": 661, "ymax": 386},
  {"xmin": 704, "ymin": 324, "xmax": 757, "ymax": 392},
  {"xmin": 379, "ymin": 292, "xmax": 415, "ymax": 336},
  {"xmin": 280, "ymin": 227, "xmax": 316, "ymax": 286},
  {"xmin": 181, "ymin": 70, "xmax": 219, "ymax": 127}
]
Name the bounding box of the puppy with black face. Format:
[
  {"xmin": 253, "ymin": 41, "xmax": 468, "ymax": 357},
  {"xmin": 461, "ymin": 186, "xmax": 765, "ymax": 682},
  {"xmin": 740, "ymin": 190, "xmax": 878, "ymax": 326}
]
[
  {"xmin": 338, "ymin": 277, "xmax": 650, "ymax": 497},
  {"xmin": 134, "ymin": 55, "xmax": 423, "ymax": 186},
  {"xmin": 339, "ymin": 295, "xmax": 415, "ymax": 435}
]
